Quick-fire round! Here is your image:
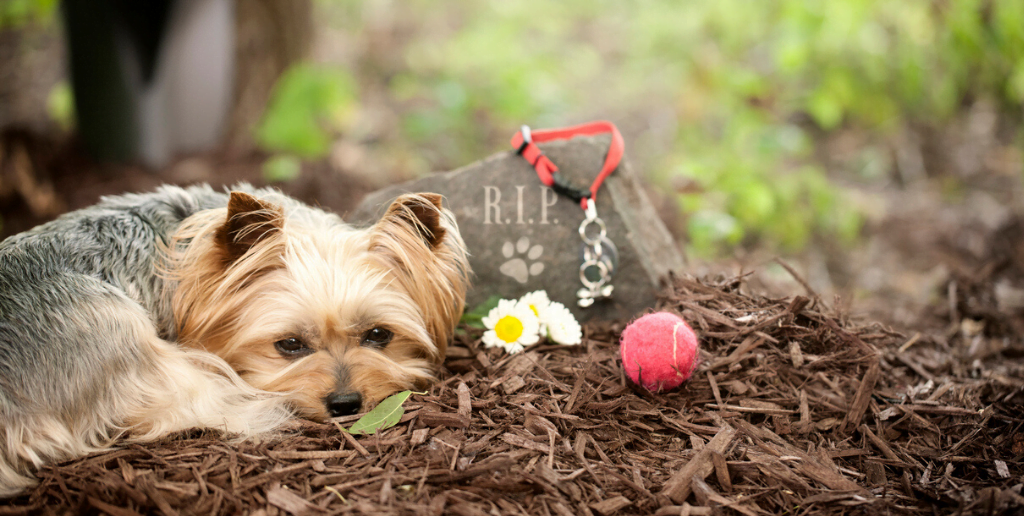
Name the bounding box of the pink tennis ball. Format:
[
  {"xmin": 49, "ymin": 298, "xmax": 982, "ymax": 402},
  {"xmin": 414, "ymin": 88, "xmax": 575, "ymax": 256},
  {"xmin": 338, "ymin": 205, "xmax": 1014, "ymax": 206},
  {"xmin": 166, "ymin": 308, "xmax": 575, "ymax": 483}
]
[{"xmin": 620, "ymin": 312, "xmax": 700, "ymax": 392}]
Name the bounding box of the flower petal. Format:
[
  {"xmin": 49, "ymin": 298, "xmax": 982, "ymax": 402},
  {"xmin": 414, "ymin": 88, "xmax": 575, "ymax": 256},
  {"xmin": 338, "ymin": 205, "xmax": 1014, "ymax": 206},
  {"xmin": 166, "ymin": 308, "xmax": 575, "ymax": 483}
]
[
  {"xmin": 505, "ymin": 341, "xmax": 525, "ymax": 354},
  {"xmin": 482, "ymin": 330, "xmax": 503, "ymax": 349}
]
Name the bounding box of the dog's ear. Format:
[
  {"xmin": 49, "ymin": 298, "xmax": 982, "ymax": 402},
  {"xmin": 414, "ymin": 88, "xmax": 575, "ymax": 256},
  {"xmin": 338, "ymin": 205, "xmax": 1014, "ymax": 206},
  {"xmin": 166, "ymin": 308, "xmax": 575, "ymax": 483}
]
[
  {"xmin": 371, "ymin": 193, "xmax": 469, "ymax": 358},
  {"xmin": 215, "ymin": 191, "xmax": 284, "ymax": 263},
  {"xmin": 379, "ymin": 193, "xmax": 447, "ymax": 249}
]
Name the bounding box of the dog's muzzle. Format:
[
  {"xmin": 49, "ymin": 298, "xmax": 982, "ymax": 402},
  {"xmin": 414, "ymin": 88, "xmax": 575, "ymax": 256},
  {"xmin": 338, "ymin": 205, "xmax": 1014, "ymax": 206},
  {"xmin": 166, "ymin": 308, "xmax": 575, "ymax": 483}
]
[{"xmin": 325, "ymin": 391, "xmax": 362, "ymax": 417}]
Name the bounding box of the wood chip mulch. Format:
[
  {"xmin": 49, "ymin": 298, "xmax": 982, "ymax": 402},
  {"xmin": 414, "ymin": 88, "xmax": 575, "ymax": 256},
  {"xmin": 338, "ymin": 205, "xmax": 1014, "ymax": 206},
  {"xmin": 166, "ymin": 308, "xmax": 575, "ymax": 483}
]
[{"xmin": 4, "ymin": 273, "xmax": 1022, "ymax": 515}]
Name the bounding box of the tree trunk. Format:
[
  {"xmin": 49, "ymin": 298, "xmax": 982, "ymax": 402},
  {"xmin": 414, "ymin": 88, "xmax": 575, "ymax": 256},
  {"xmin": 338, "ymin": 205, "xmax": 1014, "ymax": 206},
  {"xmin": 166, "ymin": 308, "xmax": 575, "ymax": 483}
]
[{"xmin": 226, "ymin": 0, "xmax": 313, "ymax": 153}]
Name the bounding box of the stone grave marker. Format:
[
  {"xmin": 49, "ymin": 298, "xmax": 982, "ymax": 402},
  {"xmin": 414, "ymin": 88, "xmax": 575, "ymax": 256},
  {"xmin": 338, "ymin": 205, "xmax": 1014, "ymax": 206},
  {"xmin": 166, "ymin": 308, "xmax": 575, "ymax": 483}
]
[{"xmin": 350, "ymin": 135, "xmax": 685, "ymax": 321}]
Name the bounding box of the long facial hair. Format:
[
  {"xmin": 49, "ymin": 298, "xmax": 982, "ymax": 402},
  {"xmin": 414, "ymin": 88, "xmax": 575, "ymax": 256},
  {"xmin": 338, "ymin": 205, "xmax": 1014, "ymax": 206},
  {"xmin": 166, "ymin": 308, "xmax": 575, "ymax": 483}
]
[{"xmin": 161, "ymin": 191, "xmax": 469, "ymax": 419}]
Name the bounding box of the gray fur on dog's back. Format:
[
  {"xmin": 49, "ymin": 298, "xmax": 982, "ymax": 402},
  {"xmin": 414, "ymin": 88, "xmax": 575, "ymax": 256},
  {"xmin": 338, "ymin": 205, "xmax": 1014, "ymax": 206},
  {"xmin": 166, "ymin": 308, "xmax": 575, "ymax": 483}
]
[
  {"xmin": 0, "ymin": 273, "xmax": 152, "ymax": 417},
  {"xmin": 0, "ymin": 184, "xmax": 294, "ymax": 496},
  {"xmin": 0, "ymin": 185, "xmax": 226, "ymax": 416},
  {"xmin": 0, "ymin": 185, "xmax": 227, "ymax": 330}
]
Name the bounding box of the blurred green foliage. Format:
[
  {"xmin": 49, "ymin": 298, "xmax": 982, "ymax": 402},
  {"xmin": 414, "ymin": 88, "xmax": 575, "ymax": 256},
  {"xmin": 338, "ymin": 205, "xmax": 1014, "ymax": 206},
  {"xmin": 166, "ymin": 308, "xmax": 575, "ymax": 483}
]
[
  {"xmin": 255, "ymin": 63, "xmax": 357, "ymax": 182},
  {"xmin": 309, "ymin": 0, "xmax": 1023, "ymax": 255},
  {"xmin": 256, "ymin": 63, "xmax": 357, "ymax": 158},
  {"xmin": 0, "ymin": 0, "xmax": 56, "ymax": 28},
  {"xmin": 46, "ymin": 81, "xmax": 74, "ymax": 132},
  {"xmin": 6, "ymin": 0, "xmax": 1023, "ymax": 254},
  {"xmin": 253, "ymin": 1, "xmax": 1018, "ymax": 253},
  {"xmin": 261, "ymin": 154, "xmax": 302, "ymax": 183}
]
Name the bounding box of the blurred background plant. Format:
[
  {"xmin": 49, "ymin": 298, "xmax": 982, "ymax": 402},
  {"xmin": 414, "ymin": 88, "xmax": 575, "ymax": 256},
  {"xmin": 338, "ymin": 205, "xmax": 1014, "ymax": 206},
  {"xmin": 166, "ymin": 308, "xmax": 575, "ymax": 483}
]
[
  {"xmin": 264, "ymin": 0, "xmax": 1023, "ymax": 256},
  {"xmin": 256, "ymin": 63, "xmax": 358, "ymax": 182},
  {"xmin": 0, "ymin": 0, "xmax": 56, "ymax": 28},
  {"xmin": 2, "ymin": 0, "xmax": 1022, "ymax": 261}
]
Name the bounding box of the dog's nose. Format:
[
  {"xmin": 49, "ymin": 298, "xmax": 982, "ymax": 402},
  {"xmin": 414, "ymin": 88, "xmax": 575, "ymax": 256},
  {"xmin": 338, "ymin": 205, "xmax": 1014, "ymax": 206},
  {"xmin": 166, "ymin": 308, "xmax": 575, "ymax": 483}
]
[{"xmin": 326, "ymin": 392, "xmax": 362, "ymax": 417}]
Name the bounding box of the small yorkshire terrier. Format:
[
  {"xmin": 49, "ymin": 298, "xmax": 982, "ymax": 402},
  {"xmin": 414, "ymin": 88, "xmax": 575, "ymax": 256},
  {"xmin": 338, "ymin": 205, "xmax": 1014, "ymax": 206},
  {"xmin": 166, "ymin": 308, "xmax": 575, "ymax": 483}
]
[{"xmin": 0, "ymin": 184, "xmax": 469, "ymax": 495}]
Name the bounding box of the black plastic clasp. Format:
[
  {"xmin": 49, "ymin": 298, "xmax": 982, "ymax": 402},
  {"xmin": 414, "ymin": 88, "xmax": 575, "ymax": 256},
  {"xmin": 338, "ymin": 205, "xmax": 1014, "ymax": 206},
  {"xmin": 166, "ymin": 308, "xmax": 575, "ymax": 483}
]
[
  {"xmin": 551, "ymin": 172, "xmax": 592, "ymax": 204},
  {"xmin": 516, "ymin": 125, "xmax": 532, "ymax": 154}
]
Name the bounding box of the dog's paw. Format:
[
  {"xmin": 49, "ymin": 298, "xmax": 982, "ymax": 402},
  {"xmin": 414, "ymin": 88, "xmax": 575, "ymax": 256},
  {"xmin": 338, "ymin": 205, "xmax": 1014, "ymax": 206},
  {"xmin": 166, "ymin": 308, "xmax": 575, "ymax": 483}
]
[{"xmin": 499, "ymin": 237, "xmax": 544, "ymax": 284}]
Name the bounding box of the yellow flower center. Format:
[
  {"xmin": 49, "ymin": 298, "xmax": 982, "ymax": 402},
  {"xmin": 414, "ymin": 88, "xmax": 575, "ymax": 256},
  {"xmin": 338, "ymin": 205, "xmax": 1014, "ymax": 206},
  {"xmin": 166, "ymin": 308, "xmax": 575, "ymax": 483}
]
[
  {"xmin": 529, "ymin": 304, "xmax": 539, "ymax": 317},
  {"xmin": 494, "ymin": 315, "xmax": 524, "ymax": 343}
]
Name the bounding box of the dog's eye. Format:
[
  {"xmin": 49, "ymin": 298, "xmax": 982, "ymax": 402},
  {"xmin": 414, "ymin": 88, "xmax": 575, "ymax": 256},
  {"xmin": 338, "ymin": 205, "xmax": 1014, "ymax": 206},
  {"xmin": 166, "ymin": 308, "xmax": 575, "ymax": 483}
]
[
  {"xmin": 361, "ymin": 327, "xmax": 393, "ymax": 347},
  {"xmin": 274, "ymin": 337, "xmax": 311, "ymax": 357}
]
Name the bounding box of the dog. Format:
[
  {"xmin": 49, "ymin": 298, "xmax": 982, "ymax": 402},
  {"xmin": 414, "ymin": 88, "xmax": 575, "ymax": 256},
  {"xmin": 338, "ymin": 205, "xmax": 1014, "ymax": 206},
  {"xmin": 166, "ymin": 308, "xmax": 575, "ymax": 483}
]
[{"xmin": 0, "ymin": 184, "xmax": 469, "ymax": 495}]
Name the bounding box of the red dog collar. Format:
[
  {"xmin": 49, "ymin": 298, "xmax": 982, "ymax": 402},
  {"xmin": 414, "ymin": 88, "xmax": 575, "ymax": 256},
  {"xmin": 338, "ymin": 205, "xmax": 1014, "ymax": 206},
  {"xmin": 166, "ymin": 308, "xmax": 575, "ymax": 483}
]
[{"xmin": 510, "ymin": 121, "xmax": 624, "ymax": 210}]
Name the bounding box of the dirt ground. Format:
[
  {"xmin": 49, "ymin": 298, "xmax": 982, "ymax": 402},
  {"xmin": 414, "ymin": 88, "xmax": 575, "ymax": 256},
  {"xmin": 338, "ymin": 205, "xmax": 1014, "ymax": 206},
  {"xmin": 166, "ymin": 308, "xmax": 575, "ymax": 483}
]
[{"xmin": 0, "ymin": 126, "xmax": 1022, "ymax": 515}]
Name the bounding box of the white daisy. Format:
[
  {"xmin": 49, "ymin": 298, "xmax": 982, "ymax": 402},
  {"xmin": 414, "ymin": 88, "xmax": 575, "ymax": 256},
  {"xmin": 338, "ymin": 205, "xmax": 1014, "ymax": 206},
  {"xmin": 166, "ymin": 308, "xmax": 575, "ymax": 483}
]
[
  {"xmin": 482, "ymin": 299, "xmax": 541, "ymax": 354},
  {"xmin": 504, "ymin": 340, "xmax": 526, "ymax": 355},
  {"xmin": 543, "ymin": 301, "xmax": 582, "ymax": 346},
  {"xmin": 519, "ymin": 290, "xmax": 553, "ymax": 332}
]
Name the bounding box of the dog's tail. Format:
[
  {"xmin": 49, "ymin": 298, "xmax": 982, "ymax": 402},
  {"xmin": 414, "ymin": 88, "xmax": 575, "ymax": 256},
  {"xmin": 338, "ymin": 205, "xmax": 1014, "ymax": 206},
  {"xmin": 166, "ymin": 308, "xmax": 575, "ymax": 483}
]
[{"xmin": 123, "ymin": 341, "xmax": 293, "ymax": 442}]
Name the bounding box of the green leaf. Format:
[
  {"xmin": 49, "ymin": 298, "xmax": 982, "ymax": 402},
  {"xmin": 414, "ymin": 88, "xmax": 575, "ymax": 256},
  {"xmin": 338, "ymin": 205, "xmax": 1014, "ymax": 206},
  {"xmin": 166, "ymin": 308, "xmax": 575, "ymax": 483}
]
[
  {"xmin": 729, "ymin": 181, "xmax": 777, "ymax": 227},
  {"xmin": 346, "ymin": 391, "xmax": 414, "ymax": 435},
  {"xmin": 807, "ymin": 89, "xmax": 843, "ymax": 130},
  {"xmin": 262, "ymin": 154, "xmax": 302, "ymax": 183},
  {"xmin": 1010, "ymin": 58, "xmax": 1024, "ymax": 102},
  {"xmin": 687, "ymin": 210, "xmax": 743, "ymax": 256},
  {"xmin": 46, "ymin": 81, "xmax": 74, "ymax": 132},
  {"xmin": 255, "ymin": 63, "xmax": 357, "ymax": 158},
  {"xmin": 460, "ymin": 295, "xmax": 501, "ymax": 329},
  {"xmin": 0, "ymin": 0, "xmax": 57, "ymax": 28}
]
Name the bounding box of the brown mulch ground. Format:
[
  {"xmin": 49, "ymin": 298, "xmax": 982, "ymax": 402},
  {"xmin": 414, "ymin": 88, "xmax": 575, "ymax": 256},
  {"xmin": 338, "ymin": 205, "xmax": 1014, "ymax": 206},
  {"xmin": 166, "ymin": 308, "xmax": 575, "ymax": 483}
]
[
  {"xmin": 2, "ymin": 130, "xmax": 1023, "ymax": 515},
  {"xmin": 3, "ymin": 271, "xmax": 1022, "ymax": 515}
]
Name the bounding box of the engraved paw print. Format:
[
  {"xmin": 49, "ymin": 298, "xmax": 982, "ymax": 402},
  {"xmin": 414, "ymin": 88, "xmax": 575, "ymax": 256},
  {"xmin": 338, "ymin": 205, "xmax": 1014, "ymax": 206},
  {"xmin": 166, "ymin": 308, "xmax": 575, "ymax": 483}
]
[{"xmin": 499, "ymin": 237, "xmax": 544, "ymax": 284}]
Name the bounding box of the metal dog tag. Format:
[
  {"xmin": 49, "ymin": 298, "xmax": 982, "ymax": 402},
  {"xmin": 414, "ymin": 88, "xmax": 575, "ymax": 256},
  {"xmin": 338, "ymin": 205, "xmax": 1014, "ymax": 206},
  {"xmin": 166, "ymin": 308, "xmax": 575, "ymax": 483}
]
[
  {"xmin": 578, "ymin": 236, "xmax": 618, "ymax": 282},
  {"xmin": 576, "ymin": 202, "xmax": 616, "ymax": 307}
]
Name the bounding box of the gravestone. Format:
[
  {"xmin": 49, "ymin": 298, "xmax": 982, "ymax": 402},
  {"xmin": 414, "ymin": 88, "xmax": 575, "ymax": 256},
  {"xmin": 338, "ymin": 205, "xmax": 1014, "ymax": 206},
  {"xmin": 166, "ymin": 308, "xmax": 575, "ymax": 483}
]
[{"xmin": 351, "ymin": 135, "xmax": 685, "ymax": 321}]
